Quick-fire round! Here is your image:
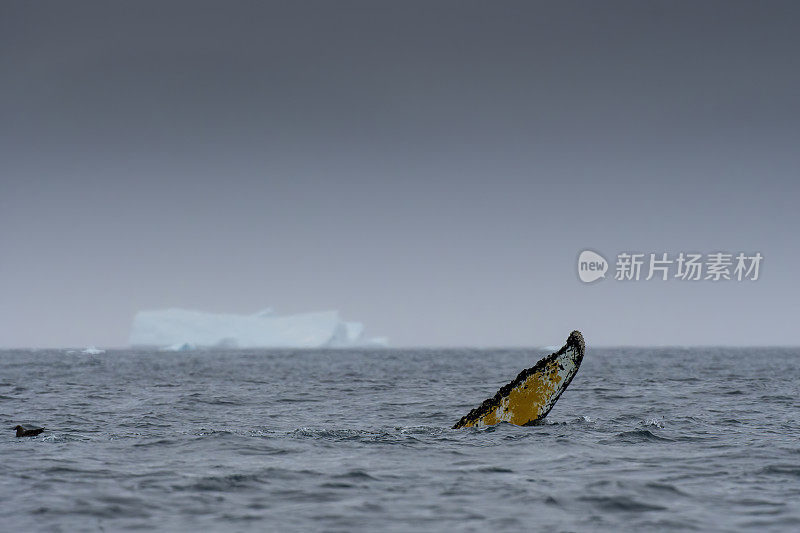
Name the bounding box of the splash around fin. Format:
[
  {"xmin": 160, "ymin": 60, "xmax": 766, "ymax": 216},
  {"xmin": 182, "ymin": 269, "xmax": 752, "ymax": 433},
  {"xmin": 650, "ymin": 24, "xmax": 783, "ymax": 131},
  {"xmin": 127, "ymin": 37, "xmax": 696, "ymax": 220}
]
[{"xmin": 453, "ymin": 331, "xmax": 585, "ymax": 429}]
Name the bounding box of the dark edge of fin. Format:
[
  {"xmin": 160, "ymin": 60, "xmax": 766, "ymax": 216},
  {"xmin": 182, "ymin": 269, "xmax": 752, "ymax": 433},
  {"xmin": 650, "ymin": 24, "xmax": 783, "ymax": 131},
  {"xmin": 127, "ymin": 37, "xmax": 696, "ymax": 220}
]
[
  {"xmin": 452, "ymin": 330, "xmax": 585, "ymax": 429},
  {"xmin": 522, "ymin": 330, "xmax": 585, "ymax": 425}
]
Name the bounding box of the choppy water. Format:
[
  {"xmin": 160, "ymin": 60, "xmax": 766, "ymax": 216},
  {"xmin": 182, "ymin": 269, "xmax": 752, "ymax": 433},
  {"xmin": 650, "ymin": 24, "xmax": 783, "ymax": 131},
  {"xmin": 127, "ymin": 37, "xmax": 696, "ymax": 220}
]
[{"xmin": 1, "ymin": 347, "xmax": 798, "ymax": 532}]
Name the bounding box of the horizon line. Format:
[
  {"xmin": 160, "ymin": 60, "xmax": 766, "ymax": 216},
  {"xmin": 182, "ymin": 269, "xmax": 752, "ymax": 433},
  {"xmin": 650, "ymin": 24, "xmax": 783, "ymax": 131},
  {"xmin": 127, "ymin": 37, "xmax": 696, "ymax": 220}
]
[{"xmin": 1, "ymin": 344, "xmax": 799, "ymax": 350}]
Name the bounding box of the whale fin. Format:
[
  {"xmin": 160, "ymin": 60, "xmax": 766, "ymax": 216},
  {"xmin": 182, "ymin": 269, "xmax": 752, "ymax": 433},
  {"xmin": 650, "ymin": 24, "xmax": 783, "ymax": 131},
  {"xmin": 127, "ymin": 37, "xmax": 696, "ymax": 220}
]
[{"xmin": 453, "ymin": 331, "xmax": 585, "ymax": 429}]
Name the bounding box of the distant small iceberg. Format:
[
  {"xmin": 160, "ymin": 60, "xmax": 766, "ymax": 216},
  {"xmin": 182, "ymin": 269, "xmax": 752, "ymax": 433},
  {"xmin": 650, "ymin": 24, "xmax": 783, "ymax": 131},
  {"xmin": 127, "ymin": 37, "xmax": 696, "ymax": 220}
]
[
  {"xmin": 363, "ymin": 337, "xmax": 389, "ymax": 347},
  {"xmin": 81, "ymin": 346, "xmax": 105, "ymax": 355},
  {"xmin": 159, "ymin": 342, "xmax": 197, "ymax": 352}
]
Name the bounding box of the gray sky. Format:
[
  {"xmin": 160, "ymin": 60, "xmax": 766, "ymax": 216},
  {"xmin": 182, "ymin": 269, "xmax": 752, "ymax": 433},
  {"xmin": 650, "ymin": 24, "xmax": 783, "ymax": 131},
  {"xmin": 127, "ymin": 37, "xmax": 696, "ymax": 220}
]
[{"xmin": 1, "ymin": 1, "xmax": 799, "ymax": 347}]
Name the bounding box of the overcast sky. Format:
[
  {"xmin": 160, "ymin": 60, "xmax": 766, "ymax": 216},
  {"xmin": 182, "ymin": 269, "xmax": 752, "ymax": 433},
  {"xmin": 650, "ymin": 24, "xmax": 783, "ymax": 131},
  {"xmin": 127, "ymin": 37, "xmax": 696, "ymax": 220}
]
[{"xmin": 1, "ymin": 1, "xmax": 799, "ymax": 347}]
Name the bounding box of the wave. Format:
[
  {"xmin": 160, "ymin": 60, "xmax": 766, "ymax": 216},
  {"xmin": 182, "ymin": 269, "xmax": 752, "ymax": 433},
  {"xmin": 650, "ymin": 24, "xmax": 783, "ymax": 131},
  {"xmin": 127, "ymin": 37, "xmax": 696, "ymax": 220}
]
[
  {"xmin": 609, "ymin": 429, "xmax": 674, "ymax": 444},
  {"xmin": 580, "ymin": 495, "xmax": 668, "ymax": 512}
]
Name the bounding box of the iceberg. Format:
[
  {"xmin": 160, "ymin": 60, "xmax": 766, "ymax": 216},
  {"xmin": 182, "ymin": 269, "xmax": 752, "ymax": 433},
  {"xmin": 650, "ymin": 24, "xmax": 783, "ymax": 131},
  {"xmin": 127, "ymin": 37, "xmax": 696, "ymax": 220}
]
[
  {"xmin": 159, "ymin": 342, "xmax": 197, "ymax": 352},
  {"xmin": 81, "ymin": 346, "xmax": 105, "ymax": 355},
  {"xmin": 129, "ymin": 308, "xmax": 387, "ymax": 349}
]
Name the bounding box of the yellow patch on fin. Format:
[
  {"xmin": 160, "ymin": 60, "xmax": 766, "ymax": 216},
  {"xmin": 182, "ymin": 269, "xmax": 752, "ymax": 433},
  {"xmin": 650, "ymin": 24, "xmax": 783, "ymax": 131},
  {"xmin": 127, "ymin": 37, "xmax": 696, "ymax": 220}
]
[{"xmin": 453, "ymin": 331, "xmax": 585, "ymax": 429}]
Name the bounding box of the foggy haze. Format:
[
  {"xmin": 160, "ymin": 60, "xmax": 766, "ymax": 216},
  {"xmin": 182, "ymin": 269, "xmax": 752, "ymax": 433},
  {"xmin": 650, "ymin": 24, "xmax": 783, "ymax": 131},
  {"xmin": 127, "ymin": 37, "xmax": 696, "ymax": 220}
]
[{"xmin": 2, "ymin": 1, "xmax": 799, "ymax": 347}]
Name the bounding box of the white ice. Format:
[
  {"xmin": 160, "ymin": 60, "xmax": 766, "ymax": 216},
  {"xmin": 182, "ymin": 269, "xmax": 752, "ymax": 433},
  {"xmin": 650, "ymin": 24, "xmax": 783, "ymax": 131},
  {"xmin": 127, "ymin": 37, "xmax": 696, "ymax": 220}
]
[
  {"xmin": 159, "ymin": 342, "xmax": 197, "ymax": 352},
  {"xmin": 129, "ymin": 308, "xmax": 387, "ymax": 349},
  {"xmin": 81, "ymin": 346, "xmax": 105, "ymax": 355}
]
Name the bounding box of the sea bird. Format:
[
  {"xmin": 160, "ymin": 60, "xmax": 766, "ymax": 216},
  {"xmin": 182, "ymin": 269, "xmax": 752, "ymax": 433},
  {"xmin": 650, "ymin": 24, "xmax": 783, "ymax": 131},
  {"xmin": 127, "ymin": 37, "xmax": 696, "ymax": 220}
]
[{"xmin": 13, "ymin": 425, "xmax": 44, "ymax": 437}]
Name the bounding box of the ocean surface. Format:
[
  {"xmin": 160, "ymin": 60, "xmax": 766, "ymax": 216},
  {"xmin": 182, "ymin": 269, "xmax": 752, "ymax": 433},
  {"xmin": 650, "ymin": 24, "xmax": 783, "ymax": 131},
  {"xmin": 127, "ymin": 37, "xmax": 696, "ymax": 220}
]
[{"xmin": 1, "ymin": 346, "xmax": 798, "ymax": 532}]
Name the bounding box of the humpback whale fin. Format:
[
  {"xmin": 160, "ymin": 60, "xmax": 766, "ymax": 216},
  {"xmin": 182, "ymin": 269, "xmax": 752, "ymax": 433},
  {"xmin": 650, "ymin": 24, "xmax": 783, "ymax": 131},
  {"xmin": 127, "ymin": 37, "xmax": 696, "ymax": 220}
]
[{"xmin": 453, "ymin": 330, "xmax": 585, "ymax": 429}]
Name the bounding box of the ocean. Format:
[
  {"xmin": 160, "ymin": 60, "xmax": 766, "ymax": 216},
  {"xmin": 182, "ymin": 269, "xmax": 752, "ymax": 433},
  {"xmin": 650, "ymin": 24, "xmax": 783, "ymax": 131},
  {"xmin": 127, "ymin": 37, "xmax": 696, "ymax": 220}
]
[{"xmin": 1, "ymin": 346, "xmax": 798, "ymax": 532}]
